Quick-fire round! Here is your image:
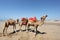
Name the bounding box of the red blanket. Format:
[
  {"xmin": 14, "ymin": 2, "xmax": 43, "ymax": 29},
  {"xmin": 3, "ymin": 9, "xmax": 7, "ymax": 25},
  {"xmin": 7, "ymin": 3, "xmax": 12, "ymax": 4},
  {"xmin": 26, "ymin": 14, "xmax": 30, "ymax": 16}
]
[
  {"xmin": 29, "ymin": 17, "xmax": 36, "ymax": 22},
  {"xmin": 21, "ymin": 18, "xmax": 26, "ymax": 21}
]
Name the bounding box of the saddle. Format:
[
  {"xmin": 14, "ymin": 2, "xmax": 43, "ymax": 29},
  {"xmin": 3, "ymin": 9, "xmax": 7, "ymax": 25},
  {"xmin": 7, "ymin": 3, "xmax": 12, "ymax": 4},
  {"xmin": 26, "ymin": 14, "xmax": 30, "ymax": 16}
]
[
  {"xmin": 29, "ymin": 17, "xmax": 37, "ymax": 22},
  {"xmin": 21, "ymin": 18, "xmax": 28, "ymax": 25}
]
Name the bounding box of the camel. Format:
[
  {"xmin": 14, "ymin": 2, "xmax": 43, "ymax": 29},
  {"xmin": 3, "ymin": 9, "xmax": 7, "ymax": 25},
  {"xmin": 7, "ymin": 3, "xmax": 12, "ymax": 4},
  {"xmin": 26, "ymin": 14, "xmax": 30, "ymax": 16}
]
[
  {"xmin": 19, "ymin": 18, "xmax": 28, "ymax": 30},
  {"xmin": 19, "ymin": 15, "xmax": 48, "ymax": 35},
  {"xmin": 3, "ymin": 19, "xmax": 19, "ymax": 36},
  {"xmin": 27, "ymin": 15, "xmax": 48, "ymax": 35}
]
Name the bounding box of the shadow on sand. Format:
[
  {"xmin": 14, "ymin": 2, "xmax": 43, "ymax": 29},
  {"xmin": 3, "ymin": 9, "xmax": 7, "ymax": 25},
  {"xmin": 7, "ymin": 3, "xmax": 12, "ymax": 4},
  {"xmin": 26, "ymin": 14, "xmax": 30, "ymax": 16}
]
[
  {"xmin": 9, "ymin": 29, "xmax": 46, "ymax": 36},
  {"xmin": 9, "ymin": 29, "xmax": 26, "ymax": 35},
  {"xmin": 29, "ymin": 29, "xmax": 46, "ymax": 35}
]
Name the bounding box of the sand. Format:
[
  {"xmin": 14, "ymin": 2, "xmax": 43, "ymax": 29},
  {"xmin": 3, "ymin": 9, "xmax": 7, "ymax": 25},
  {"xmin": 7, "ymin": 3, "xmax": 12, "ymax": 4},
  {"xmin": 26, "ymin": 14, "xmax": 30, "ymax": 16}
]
[{"xmin": 0, "ymin": 21, "xmax": 60, "ymax": 40}]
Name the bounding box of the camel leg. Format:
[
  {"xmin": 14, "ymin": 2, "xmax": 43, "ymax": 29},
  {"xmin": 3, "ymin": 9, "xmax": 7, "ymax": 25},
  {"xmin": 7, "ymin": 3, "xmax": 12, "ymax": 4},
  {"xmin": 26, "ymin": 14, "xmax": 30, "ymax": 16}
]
[
  {"xmin": 3, "ymin": 27, "xmax": 8, "ymax": 36},
  {"xmin": 35, "ymin": 25, "xmax": 38, "ymax": 36},
  {"xmin": 3, "ymin": 22, "xmax": 8, "ymax": 36},
  {"xmin": 24, "ymin": 25, "xmax": 26, "ymax": 30},
  {"xmin": 27, "ymin": 24, "xmax": 30, "ymax": 32},
  {"xmin": 19, "ymin": 24, "xmax": 22, "ymax": 31},
  {"xmin": 13, "ymin": 25, "xmax": 16, "ymax": 33},
  {"xmin": 25, "ymin": 25, "xmax": 27, "ymax": 30},
  {"xmin": 19, "ymin": 22, "xmax": 22, "ymax": 31},
  {"xmin": 3, "ymin": 27, "xmax": 5, "ymax": 35}
]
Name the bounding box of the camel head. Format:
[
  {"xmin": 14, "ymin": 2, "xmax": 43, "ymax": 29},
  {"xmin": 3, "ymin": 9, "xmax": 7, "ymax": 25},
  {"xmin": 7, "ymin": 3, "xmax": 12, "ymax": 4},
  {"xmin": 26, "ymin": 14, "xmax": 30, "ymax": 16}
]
[
  {"xmin": 45, "ymin": 15, "xmax": 48, "ymax": 17},
  {"xmin": 41, "ymin": 15, "xmax": 48, "ymax": 21},
  {"xmin": 16, "ymin": 19, "xmax": 19, "ymax": 24},
  {"xmin": 39, "ymin": 15, "xmax": 48, "ymax": 26}
]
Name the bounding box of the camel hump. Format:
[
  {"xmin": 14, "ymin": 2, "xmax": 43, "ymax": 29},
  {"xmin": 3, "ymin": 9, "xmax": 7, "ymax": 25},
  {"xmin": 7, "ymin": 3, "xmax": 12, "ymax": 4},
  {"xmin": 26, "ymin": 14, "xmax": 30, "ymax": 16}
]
[{"xmin": 7, "ymin": 19, "xmax": 15, "ymax": 24}]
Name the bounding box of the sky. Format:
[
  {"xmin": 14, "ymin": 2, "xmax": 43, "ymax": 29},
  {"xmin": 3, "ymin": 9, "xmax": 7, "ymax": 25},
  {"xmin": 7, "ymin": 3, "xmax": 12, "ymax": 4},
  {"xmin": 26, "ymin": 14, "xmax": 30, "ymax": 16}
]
[{"xmin": 0, "ymin": 0, "xmax": 60, "ymax": 20}]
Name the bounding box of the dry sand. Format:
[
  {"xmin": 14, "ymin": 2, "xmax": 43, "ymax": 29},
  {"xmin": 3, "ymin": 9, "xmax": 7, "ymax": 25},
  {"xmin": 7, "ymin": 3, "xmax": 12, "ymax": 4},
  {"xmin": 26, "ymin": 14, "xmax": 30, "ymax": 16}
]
[{"xmin": 0, "ymin": 21, "xmax": 60, "ymax": 40}]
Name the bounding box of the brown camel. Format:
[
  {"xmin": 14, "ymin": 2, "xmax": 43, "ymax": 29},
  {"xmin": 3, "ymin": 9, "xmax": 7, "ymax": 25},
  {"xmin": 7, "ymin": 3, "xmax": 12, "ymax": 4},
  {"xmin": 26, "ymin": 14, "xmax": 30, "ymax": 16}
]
[
  {"xmin": 27, "ymin": 15, "xmax": 48, "ymax": 35},
  {"xmin": 3, "ymin": 19, "xmax": 19, "ymax": 36}
]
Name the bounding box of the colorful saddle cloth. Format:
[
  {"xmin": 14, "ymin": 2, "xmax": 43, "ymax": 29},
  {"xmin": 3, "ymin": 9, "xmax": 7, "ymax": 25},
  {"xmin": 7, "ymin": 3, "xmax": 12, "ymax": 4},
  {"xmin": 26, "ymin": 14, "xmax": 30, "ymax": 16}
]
[
  {"xmin": 21, "ymin": 18, "xmax": 27, "ymax": 25},
  {"xmin": 29, "ymin": 17, "xmax": 36, "ymax": 22},
  {"xmin": 21, "ymin": 18, "xmax": 26, "ymax": 21}
]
